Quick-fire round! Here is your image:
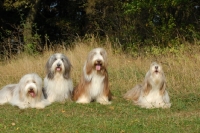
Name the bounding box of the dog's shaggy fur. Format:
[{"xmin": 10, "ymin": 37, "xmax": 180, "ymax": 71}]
[
  {"xmin": 0, "ymin": 73, "xmax": 50, "ymax": 109},
  {"xmin": 124, "ymin": 62, "xmax": 171, "ymax": 108},
  {"xmin": 44, "ymin": 53, "xmax": 73, "ymax": 103},
  {"xmin": 73, "ymin": 48, "xmax": 111, "ymax": 104}
]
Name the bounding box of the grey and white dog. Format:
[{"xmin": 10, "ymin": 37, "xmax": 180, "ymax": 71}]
[{"xmin": 44, "ymin": 53, "xmax": 73, "ymax": 103}]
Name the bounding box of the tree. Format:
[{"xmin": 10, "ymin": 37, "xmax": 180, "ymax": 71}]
[
  {"xmin": 23, "ymin": 0, "xmax": 41, "ymax": 49},
  {"xmin": 0, "ymin": 0, "xmax": 200, "ymax": 57}
]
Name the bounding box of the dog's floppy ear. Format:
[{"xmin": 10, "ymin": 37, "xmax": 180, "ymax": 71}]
[
  {"xmin": 35, "ymin": 80, "xmax": 42, "ymax": 99},
  {"xmin": 143, "ymin": 81, "xmax": 152, "ymax": 96},
  {"xmin": 46, "ymin": 56, "xmax": 55, "ymax": 79},
  {"xmin": 85, "ymin": 60, "xmax": 93, "ymax": 75},
  {"xmin": 84, "ymin": 51, "xmax": 95, "ymax": 75},
  {"xmin": 18, "ymin": 76, "xmax": 26, "ymax": 92},
  {"xmin": 100, "ymin": 49, "xmax": 108, "ymax": 67},
  {"xmin": 62, "ymin": 55, "xmax": 72, "ymax": 79},
  {"xmin": 17, "ymin": 82, "xmax": 25, "ymax": 101},
  {"xmin": 159, "ymin": 81, "xmax": 166, "ymax": 95},
  {"xmin": 47, "ymin": 72, "xmax": 54, "ymax": 79}
]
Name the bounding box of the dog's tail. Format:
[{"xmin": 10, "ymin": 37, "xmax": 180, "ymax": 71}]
[{"xmin": 123, "ymin": 84, "xmax": 142, "ymax": 101}]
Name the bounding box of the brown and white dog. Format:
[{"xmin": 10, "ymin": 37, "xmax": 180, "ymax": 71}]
[
  {"xmin": 73, "ymin": 48, "xmax": 111, "ymax": 104},
  {"xmin": 124, "ymin": 62, "xmax": 171, "ymax": 108},
  {"xmin": 0, "ymin": 73, "xmax": 50, "ymax": 109}
]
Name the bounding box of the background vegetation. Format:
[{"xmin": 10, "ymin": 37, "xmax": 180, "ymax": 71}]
[{"xmin": 0, "ymin": 0, "xmax": 200, "ymax": 59}]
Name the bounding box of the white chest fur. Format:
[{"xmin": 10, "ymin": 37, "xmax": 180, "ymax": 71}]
[
  {"xmin": 144, "ymin": 87, "xmax": 163, "ymax": 103},
  {"xmin": 89, "ymin": 73, "xmax": 105, "ymax": 99},
  {"xmin": 44, "ymin": 74, "xmax": 73, "ymax": 102},
  {"xmin": 138, "ymin": 83, "xmax": 165, "ymax": 108}
]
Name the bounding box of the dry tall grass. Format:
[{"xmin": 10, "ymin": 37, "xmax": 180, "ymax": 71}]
[{"xmin": 0, "ymin": 38, "xmax": 200, "ymax": 110}]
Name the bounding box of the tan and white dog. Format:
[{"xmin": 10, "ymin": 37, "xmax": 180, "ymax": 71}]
[
  {"xmin": 0, "ymin": 73, "xmax": 50, "ymax": 109},
  {"xmin": 124, "ymin": 62, "xmax": 171, "ymax": 108},
  {"xmin": 73, "ymin": 48, "xmax": 111, "ymax": 104}
]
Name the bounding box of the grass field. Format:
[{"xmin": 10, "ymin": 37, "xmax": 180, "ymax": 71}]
[{"xmin": 0, "ymin": 39, "xmax": 200, "ymax": 132}]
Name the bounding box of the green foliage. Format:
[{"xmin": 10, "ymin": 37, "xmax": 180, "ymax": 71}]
[
  {"xmin": 0, "ymin": 0, "xmax": 200, "ymax": 55},
  {"xmin": 121, "ymin": 0, "xmax": 200, "ymax": 48},
  {"xmin": 24, "ymin": 26, "xmax": 41, "ymax": 55},
  {"xmin": 24, "ymin": 43, "xmax": 37, "ymax": 54},
  {"xmin": 83, "ymin": 0, "xmax": 200, "ymax": 51},
  {"xmin": 3, "ymin": 0, "xmax": 31, "ymax": 10}
]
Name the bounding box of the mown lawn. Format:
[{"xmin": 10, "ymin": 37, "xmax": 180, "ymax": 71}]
[
  {"xmin": 0, "ymin": 42, "xmax": 200, "ymax": 133},
  {"xmin": 0, "ymin": 96, "xmax": 199, "ymax": 132}
]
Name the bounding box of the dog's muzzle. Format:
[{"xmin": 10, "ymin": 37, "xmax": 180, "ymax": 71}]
[
  {"xmin": 56, "ymin": 63, "xmax": 62, "ymax": 71},
  {"xmin": 95, "ymin": 60, "xmax": 103, "ymax": 70},
  {"xmin": 28, "ymin": 88, "xmax": 36, "ymax": 98},
  {"xmin": 155, "ymin": 66, "xmax": 159, "ymax": 73}
]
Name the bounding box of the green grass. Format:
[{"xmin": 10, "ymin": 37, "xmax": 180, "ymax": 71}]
[
  {"xmin": 0, "ymin": 43, "xmax": 200, "ymax": 132},
  {"xmin": 0, "ymin": 96, "xmax": 199, "ymax": 133}
]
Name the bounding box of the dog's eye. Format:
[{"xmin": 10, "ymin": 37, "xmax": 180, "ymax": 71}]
[
  {"xmin": 32, "ymin": 80, "xmax": 36, "ymax": 83},
  {"xmin": 61, "ymin": 58, "xmax": 64, "ymax": 61}
]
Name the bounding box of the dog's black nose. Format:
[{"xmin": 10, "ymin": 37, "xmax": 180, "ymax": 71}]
[
  {"xmin": 97, "ymin": 60, "xmax": 101, "ymax": 64},
  {"xmin": 57, "ymin": 63, "xmax": 61, "ymax": 67},
  {"xmin": 155, "ymin": 66, "xmax": 158, "ymax": 69}
]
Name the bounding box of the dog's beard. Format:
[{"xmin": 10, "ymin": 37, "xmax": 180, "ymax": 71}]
[
  {"xmin": 25, "ymin": 83, "xmax": 37, "ymax": 98},
  {"xmin": 55, "ymin": 66, "xmax": 62, "ymax": 72},
  {"xmin": 94, "ymin": 60, "xmax": 104, "ymax": 71},
  {"xmin": 152, "ymin": 71, "xmax": 161, "ymax": 78},
  {"xmin": 28, "ymin": 89, "xmax": 36, "ymax": 97},
  {"xmin": 151, "ymin": 66, "xmax": 160, "ymax": 75}
]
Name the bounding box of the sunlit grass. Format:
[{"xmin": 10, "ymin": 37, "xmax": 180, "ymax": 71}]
[{"xmin": 0, "ymin": 38, "xmax": 200, "ymax": 132}]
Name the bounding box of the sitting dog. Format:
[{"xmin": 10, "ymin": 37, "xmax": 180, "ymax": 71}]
[
  {"xmin": 124, "ymin": 62, "xmax": 171, "ymax": 108},
  {"xmin": 43, "ymin": 53, "xmax": 73, "ymax": 103},
  {"xmin": 73, "ymin": 48, "xmax": 111, "ymax": 104}
]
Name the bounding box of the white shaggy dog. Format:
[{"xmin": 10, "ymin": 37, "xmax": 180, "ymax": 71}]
[
  {"xmin": 0, "ymin": 73, "xmax": 50, "ymax": 109},
  {"xmin": 124, "ymin": 62, "xmax": 171, "ymax": 108},
  {"xmin": 73, "ymin": 48, "xmax": 112, "ymax": 104},
  {"xmin": 44, "ymin": 53, "xmax": 73, "ymax": 103}
]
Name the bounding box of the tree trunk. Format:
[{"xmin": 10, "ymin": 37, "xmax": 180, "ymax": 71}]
[{"xmin": 23, "ymin": 0, "xmax": 41, "ymax": 46}]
